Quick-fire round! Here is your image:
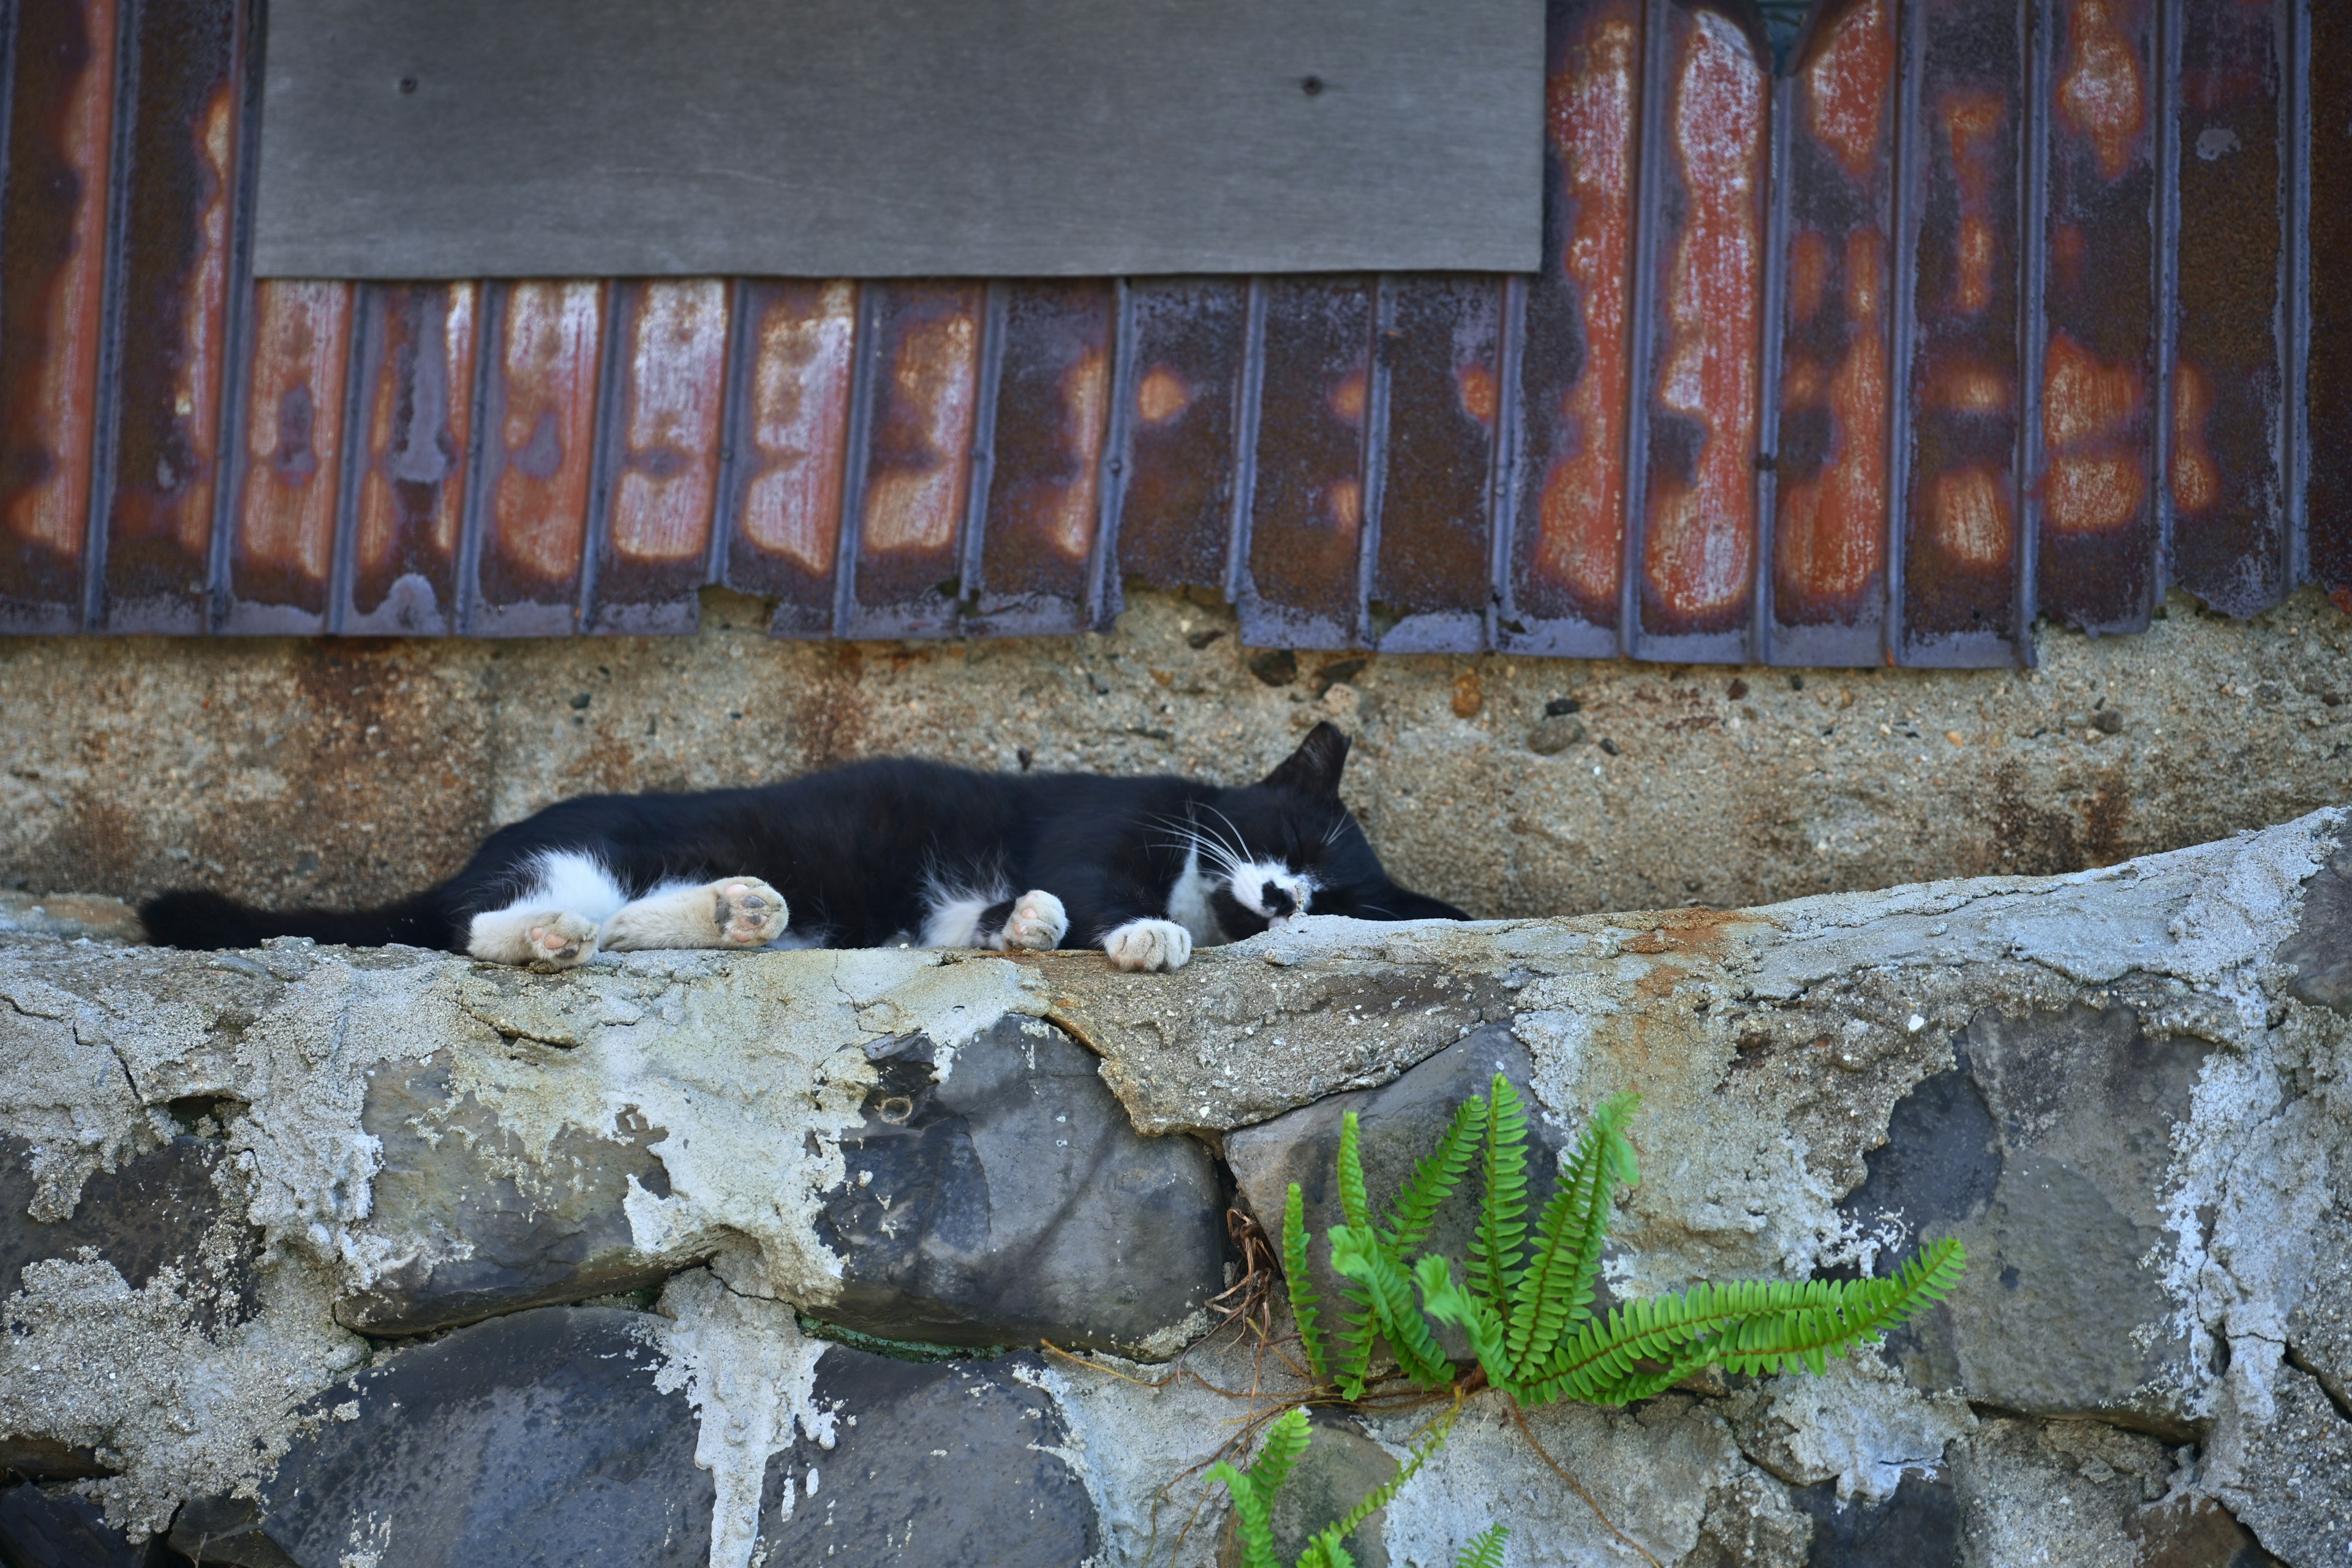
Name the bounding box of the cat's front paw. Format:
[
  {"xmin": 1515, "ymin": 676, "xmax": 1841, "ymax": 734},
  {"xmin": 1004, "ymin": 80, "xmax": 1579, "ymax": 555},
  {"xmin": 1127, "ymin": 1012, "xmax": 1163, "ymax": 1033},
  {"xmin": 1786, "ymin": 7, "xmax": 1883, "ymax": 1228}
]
[
  {"xmin": 714, "ymin": 878, "xmax": 789, "ymax": 946},
  {"xmin": 1102, "ymin": 918, "xmax": 1192, "ymax": 973},
  {"xmin": 995, "ymin": 890, "xmax": 1068, "ymax": 952},
  {"xmin": 526, "ymin": 913, "xmax": 600, "ymax": 969}
]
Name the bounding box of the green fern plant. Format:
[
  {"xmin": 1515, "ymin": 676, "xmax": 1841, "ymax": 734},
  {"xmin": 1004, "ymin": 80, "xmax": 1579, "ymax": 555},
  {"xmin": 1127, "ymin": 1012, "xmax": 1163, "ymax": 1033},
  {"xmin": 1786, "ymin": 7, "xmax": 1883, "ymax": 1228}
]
[
  {"xmin": 1300, "ymin": 1076, "xmax": 1965, "ymax": 1405},
  {"xmin": 1229, "ymin": 1075, "xmax": 1966, "ymax": 1564}
]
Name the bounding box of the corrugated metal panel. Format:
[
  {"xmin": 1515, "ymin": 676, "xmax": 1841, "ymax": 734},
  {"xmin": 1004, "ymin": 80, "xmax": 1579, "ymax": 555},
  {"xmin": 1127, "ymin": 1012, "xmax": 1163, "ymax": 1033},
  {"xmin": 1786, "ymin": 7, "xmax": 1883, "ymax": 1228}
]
[
  {"xmin": 94, "ymin": 0, "xmax": 246, "ymax": 635},
  {"xmin": 1768, "ymin": 0, "xmax": 1896, "ymax": 665},
  {"xmin": 342, "ymin": 282, "xmax": 477, "ymax": 635},
  {"xmin": 1626, "ymin": 0, "xmax": 1772, "ymax": 661},
  {"xmin": 2170, "ymin": 0, "xmax": 2292, "ymax": 620},
  {"xmin": 0, "ymin": 0, "xmax": 2335, "ymax": 662}
]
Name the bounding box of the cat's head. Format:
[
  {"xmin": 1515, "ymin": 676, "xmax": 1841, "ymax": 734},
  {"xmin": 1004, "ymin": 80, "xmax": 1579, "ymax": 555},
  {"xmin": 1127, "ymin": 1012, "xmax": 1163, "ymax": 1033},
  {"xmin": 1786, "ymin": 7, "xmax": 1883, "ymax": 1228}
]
[{"xmin": 1189, "ymin": 722, "xmax": 1470, "ymax": 938}]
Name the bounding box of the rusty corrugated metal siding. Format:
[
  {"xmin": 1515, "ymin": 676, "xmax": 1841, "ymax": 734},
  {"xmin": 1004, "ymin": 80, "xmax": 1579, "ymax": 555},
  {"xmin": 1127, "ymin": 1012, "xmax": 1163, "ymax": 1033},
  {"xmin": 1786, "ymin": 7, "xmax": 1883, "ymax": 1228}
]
[{"xmin": 0, "ymin": 0, "xmax": 2335, "ymax": 664}]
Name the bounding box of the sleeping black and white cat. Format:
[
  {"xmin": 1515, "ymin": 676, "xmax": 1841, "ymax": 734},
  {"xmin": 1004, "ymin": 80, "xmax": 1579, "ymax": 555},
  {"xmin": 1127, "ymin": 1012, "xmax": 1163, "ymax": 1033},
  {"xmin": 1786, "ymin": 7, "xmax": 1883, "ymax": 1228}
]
[{"xmin": 138, "ymin": 722, "xmax": 1466, "ymax": 973}]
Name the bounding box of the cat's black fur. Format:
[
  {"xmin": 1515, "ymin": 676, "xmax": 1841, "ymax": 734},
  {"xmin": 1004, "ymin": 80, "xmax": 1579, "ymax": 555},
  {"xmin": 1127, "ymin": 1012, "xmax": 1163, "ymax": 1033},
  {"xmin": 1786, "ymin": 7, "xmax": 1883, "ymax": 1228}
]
[{"xmin": 140, "ymin": 723, "xmax": 1466, "ymax": 955}]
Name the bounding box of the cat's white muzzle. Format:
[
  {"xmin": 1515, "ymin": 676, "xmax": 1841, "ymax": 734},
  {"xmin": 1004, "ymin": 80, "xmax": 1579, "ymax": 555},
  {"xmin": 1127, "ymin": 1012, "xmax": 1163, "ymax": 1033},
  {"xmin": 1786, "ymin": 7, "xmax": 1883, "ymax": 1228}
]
[{"xmin": 1231, "ymin": 863, "xmax": 1313, "ymax": 927}]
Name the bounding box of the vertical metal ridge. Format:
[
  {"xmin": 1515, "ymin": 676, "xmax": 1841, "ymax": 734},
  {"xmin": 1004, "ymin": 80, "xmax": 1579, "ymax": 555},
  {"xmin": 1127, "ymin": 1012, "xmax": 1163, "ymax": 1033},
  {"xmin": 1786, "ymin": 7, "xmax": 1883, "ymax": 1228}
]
[
  {"xmin": 1487, "ymin": 271, "xmax": 1529, "ymax": 652},
  {"xmin": 1618, "ymin": 0, "xmax": 1673, "ymax": 659},
  {"xmin": 1355, "ymin": 274, "xmax": 1398, "ymax": 648},
  {"xmin": 959, "ymin": 278, "xmax": 1008, "ymax": 606},
  {"xmin": 78, "ymin": 0, "xmax": 137, "ymax": 631},
  {"xmin": 451, "ymin": 278, "xmax": 503, "ymax": 636},
  {"xmin": 1752, "ymin": 62, "xmax": 1797, "ymax": 669},
  {"xmin": 1883, "ymin": 0, "xmax": 1924, "ymax": 665},
  {"xmin": 575, "ymin": 278, "xmax": 625, "ymax": 632},
  {"xmin": 203, "ymin": 0, "xmax": 266, "ymax": 635},
  {"xmin": 1223, "ymin": 274, "xmax": 1268, "ymax": 603},
  {"xmin": 324, "ymin": 281, "xmax": 375, "ymax": 635},
  {"xmin": 2284, "ymin": 0, "xmax": 2310, "ymax": 587},
  {"xmin": 2152, "ymin": 0, "xmax": 2180, "ymax": 600},
  {"xmin": 829, "ymin": 280, "xmax": 880, "ymax": 638},
  {"xmin": 707, "ymin": 275, "xmax": 753, "ymax": 591},
  {"xmin": 2015, "ymin": 0, "xmax": 2052, "ymax": 669},
  {"xmin": 1085, "ymin": 276, "xmax": 1136, "ymax": 630}
]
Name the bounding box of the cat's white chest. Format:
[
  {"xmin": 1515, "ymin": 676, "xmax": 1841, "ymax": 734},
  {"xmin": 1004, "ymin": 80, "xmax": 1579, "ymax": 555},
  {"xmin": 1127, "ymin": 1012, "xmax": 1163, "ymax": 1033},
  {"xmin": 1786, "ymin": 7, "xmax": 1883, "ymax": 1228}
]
[{"xmin": 1165, "ymin": 845, "xmax": 1224, "ymax": 947}]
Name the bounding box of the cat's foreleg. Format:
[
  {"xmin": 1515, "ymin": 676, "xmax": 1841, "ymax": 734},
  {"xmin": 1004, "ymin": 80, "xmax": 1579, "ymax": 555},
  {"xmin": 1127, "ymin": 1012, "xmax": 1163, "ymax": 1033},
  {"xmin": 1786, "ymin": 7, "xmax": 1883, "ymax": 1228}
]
[
  {"xmin": 989, "ymin": 890, "xmax": 1068, "ymax": 952},
  {"xmin": 1100, "ymin": 918, "xmax": 1193, "ymax": 973},
  {"xmin": 600, "ymin": 878, "xmax": 790, "ymax": 952}
]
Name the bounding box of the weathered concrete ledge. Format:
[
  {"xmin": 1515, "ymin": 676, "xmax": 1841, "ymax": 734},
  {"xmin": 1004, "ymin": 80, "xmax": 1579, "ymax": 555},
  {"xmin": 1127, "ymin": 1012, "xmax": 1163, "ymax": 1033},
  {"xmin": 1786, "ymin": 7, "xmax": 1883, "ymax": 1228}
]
[{"xmin": 2, "ymin": 809, "xmax": 2347, "ymax": 1566}]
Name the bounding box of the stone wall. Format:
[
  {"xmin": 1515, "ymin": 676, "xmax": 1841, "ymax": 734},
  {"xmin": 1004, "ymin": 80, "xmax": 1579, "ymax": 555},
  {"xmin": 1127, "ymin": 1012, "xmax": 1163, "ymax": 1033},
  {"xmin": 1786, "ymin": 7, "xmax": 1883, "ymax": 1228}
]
[
  {"xmin": 1, "ymin": 810, "xmax": 2347, "ymax": 1567},
  {"xmin": 2, "ymin": 588, "xmax": 2349, "ymax": 923}
]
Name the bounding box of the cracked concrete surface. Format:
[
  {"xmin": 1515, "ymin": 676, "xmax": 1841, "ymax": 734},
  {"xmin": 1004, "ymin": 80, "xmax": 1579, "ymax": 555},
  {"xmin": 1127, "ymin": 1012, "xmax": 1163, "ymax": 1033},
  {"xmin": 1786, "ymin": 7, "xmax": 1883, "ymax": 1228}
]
[{"xmin": 1, "ymin": 809, "xmax": 2346, "ymax": 1564}]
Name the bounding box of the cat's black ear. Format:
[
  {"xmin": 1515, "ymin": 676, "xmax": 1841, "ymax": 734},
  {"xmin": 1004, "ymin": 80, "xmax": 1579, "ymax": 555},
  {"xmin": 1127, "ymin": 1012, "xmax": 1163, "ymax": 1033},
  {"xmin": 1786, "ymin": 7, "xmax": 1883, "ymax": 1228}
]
[{"xmin": 1262, "ymin": 722, "xmax": 1351, "ymax": 797}]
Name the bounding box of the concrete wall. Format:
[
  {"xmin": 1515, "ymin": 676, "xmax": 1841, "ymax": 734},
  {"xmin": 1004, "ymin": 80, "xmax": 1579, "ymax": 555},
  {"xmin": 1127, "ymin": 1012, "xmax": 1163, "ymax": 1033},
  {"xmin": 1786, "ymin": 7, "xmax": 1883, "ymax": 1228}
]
[{"xmin": 2, "ymin": 587, "xmax": 2346, "ymax": 918}]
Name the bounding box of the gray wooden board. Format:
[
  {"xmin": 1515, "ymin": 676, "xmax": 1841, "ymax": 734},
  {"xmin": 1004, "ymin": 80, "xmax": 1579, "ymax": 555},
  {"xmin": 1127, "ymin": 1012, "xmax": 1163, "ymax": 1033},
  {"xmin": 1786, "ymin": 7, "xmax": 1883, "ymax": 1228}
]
[{"xmin": 254, "ymin": 0, "xmax": 1545, "ymax": 279}]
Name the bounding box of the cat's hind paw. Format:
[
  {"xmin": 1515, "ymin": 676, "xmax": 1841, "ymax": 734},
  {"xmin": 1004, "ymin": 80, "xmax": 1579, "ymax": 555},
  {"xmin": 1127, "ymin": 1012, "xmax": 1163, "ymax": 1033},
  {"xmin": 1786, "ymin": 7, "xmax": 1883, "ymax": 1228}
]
[
  {"xmin": 714, "ymin": 878, "xmax": 789, "ymax": 947},
  {"xmin": 993, "ymin": 890, "xmax": 1068, "ymax": 952},
  {"xmin": 525, "ymin": 913, "xmax": 600, "ymax": 969},
  {"xmin": 1102, "ymin": 918, "xmax": 1192, "ymax": 973}
]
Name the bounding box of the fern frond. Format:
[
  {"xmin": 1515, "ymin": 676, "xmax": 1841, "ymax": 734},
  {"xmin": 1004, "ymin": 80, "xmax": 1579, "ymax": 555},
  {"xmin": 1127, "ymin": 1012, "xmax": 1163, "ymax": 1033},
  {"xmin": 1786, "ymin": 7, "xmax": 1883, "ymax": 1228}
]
[
  {"xmin": 1517, "ymin": 1238, "xmax": 1967, "ymax": 1406},
  {"xmin": 1414, "ymin": 1254, "xmax": 1515, "ymax": 1393},
  {"xmin": 1336, "ymin": 1111, "xmax": 1372, "ymax": 1232},
  {"xmin": 1297, "ymin": 1535, "xmax": 1358, "ymax": 1568},
  {"xmin": 1330, "ymin": 1225, "xmax": 1452, "ymax": 1388},
  {"xmin": 1283, "ymin": 1183, "xmax": 1330, "ymax": 1384},
  {"xmin": 1451, "ymin": 1523, "xmax": 1510, "ymax": 1568},
  {"xmin": 1382, "ymin": 1091, "xmax": 1487, "ymax": 1258},
  {"xmin": 1210, "ymin": 1405, "xmax": 1316, "ymax": 1568},
  {"xmin": 1506, "ymin": 1091, "xmax": 1640, "ymax": 1379},
  {"xmin": 1469, "ymin": 1074, "xmax": 1531, "ymax": 1314},
  {"xmin": 1330, "ymin": 1112, "xmax": 1380, "ymax": 1398}
]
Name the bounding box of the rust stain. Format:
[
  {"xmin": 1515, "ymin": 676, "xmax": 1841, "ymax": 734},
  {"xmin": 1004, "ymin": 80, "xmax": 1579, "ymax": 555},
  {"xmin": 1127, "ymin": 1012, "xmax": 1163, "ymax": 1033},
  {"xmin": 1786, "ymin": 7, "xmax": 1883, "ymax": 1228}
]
[
  {"xmin": 168, "ymin": 85, "xmax": 235, "ymax": 557},
  {"xmin": 1806, "ymin": 0, "xmax": 1894, "ymax": 178},
  {"xmin": 1134, "ymin": 366, "xmax": 1190, "ymax": 425},
  {"xmin": 1328, "ymin": 367, "xmax": 1368, "ymax": 425},
  {"xmin": 1778, "ymin": 229, "xmax": 1889, "ymax": 603},
  {"xmin": 356, "ymin": 284, "xmax": 477, "ymax": 583},
  {"xmin": 1534, "ymin": 4, "xmax": 1640, "ymax": 606},
  {"xmin": 1450, "ymin": 667, "xmax": 1483, "ymax": 717},
  {"xmin": 1789, "ymin": 229, "xmax": 1833, "ymax": 326},
  {"xmin": 1930, "ymin": 360, "xmax": 2013, "ymax": 413},
  {"xmin": 741, "ymin": 280, "xmax": 856, "ymax": 578},
  {"xmin": 1941, "ymin": 91, "xmax": 2007, "ymax": 314},
  {"xmin": 2041, "ymin": 333, "xmax": 2146, "ymax": 534},
  {"xmin": 612, "ymin": 279, "xmax": 727, "ymax": 564},
  {"xmin": 1929, "ymin": 467, "xmax": 2013, "ymax": 567},
  {"xmin": 862, "ymin": 301, "xmax": 979, "ymax": 555},
  {"xmin": 2057, "ymin": 0, "xmax": 2146, "ymax": 181},
  {"xmin": 1645, "ymin": 9, "xmax": 1763, "ymax": 620},
  {"xmin": 2169, "ymin": 360, "xmax": 2219, "ymax": 514},
  {"xmin": 238, "ymin": 281, "xmax": 352, "ymax": 584},
  {"xmin": 1044, "ymin": 345, "xmax": 1110, "ymax": 561},
  {"xmin": 1455, "ymin": 361, "xmax": 1498, "ymax": 427},
  {"xmin": 492, "ymin": 281, "xmax": 603, "ymax": 584},
  {"xmin": 3, "ymin": 0, "xmax": 119, "ymax": 560},
  {"xmin": 1327, "ymin": 475, "xmax": 1364, "ymax": 535}
]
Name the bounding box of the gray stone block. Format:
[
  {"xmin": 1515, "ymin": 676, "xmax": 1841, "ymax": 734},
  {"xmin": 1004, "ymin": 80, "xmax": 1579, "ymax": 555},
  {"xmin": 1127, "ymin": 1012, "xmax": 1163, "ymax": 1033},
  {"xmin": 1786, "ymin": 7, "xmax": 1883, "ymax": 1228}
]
[
  {"xmin": 171, "ymin": 1306, "xmax": 712, "ymax": 1568},
  {"xmin": 1, "ymin": 1133, "xmax": 258, "ymax": 1332},
  {"xmin": 812, "ymin": 1016, "xmax": 1226, "ymax": 1357},
  {"xmin": 1791, "ymin": 1472, "xmax": 1959, "ymax": 1568},
  {"xmin": 1226, "ymin": 1025, "xmax": 1564, "ymax": 1362},
  {"xmin": 334, "ymin": 1055, "xmax": 677, "ymax": 1335},
  {"xmin": 2279, "ymin": 846, "xmax": 2352, "ymax": 1015},
  {"xmin": 0, "ymin": 1482, "xmax": 163, "ymax": 1568},
  {"xmin": 1839, "ymin": 1005, "xmax": 2212, "ymax": 1434},
  {"xmin": 751, "ymin": 1347, "xmax": 1098, "ymax": 1566},
  {"xmin": 2218, "ymin": 1366, "xmax": 2352, "ymax": 1568}
]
